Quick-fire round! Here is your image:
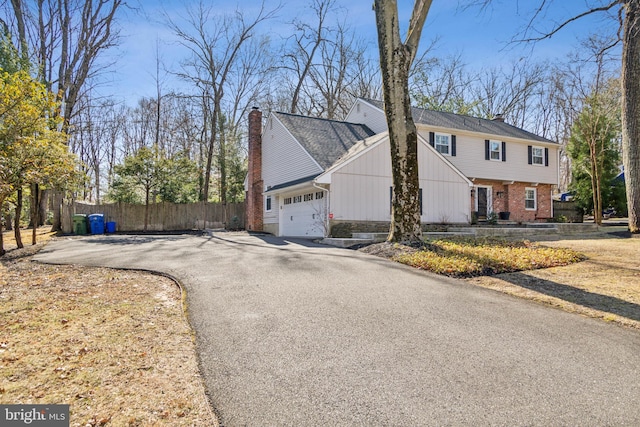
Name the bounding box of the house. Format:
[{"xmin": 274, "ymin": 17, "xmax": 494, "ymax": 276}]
[{"xmin": 246, "ymin": 98, "xmax": 559, "ymax": 238}]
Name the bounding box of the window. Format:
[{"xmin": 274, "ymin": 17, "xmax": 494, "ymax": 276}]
[
  {"xmin": 284, "ymin": 197, "xmax": 292, "ymax": 205},
  {"xmin": 435, "ymin": 134, "xmax": 450, "ymax": 155},
  {"xmin": 525, "ymin": 188, "xmax": 537, "ymax": 210},
  {"xmin": 532, "ymin": 147, "xmax": 544, "ymax": 165},
  {"xmin": 266, "ymin": 196, "xmax": 272, "ymax": 211},
  {"xmin": 315, "ymin": 191, "xmax": 324, "ymax": 199},
  {"xmin": 490, "ymin": 141, "xmax": 501, "ymax": 161},
  {"xmin": 303, "ymin": 193, "xmax": 313, "ymax": 202},
  {"xmin": 293, "ymin": 195, "xmax": 302, "ymax": 203}
]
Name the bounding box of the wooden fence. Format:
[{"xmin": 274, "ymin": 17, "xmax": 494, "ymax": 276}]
[
  {"xmin": 553, "ymin": 200, "xmax": 583, "ymax": 223},
  {"xmin": 62, "ymin": 201, "xmax": 245, "ymax": 233}
]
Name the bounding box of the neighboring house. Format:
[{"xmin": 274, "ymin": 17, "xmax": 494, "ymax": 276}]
[{"xmin": 246, "ymin": 98, "xmax": 559, "ymax": 238}]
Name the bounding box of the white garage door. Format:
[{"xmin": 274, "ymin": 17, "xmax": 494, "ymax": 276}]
[{"xmin": 281, "ymin": 193, "xmax": 325, "ymax": 237}]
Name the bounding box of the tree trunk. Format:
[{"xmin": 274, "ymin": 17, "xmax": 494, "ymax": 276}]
[
  {"xmin": 32, "ymin": 184, "xmax": 39, "ymax": 245},
  {"xmin": 622, "ymin": 1, "xmax": 640, "ymax": 233},
  {"xmin": 0, "ymin": 198, "xmax": 5, "ymax": 256},
  {"xmin": 217, "ymin": 109, "xmax": 227, "ymax": 205},
  {"xmin": 14, "ymin": 187, "xmax": 23, "ymax": 249},
  {"xmin": 374, "ymin": 0, "xmax": 431, "ymax": 243}
]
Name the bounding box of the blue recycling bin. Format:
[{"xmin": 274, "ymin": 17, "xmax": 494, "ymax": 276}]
[
  {"xmin": 88, "ymin": 214, "xmax": 105, "ymax": 234},
  {"xmin": 105, "ymin": 221, "xmax": 116, "ymax": 233}
]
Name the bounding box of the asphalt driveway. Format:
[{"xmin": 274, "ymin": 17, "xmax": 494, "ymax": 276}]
[{"xmin": 35, "ymin": 232, "xmax": 640, "ymax": 426}]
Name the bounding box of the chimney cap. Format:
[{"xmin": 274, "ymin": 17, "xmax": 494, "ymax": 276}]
[{"xmin": 492, "ymin": 113, "xmax": 505, "ymax": 122}]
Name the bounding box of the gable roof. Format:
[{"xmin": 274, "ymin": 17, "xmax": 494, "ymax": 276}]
[
  {"xmin": 316, "ymin": 131, "xmax": 472, "ymax": 187},
  {"xmin": 360, "ymin": 98, "xmax": 554, "ymax": 144},
  {"xmin": 273, "ymin": 112, "xmax": 376, "ymax": 169}
]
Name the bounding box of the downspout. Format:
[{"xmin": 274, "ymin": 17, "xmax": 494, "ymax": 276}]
[{"xmin": 313, "ymin": 181, "xmax": 330, "ymax": 237}]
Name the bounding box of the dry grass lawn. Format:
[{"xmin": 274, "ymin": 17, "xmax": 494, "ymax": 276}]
[
  {"xmin": 466, "ymin": 229, "xmax": 640, "ymax": 329},
  {"xmin": 1, "ymin": 225, "xmax": 638, "ymax": 426},
  {"xmin": 1, "ymin": 227, "xmax": 217, "ymax": 427}
]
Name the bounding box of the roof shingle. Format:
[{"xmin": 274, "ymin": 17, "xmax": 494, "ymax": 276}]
[
  {"xmin": 274, "ymin": 112, "xmax": 376, "ymax": 169},
  {"xmin": 361, "ymin": 98, "xmax": 555, "ymax": 144}
]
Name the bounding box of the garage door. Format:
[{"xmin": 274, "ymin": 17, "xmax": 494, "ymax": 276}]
[{"xmin": 281, "ymin": 193, "xmax": 325, "ymax": 237}]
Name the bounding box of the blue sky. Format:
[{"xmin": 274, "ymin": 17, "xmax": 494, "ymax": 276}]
[{"xmin": 103, "ymin": 0, "xmax": 619, "ymax": 106}]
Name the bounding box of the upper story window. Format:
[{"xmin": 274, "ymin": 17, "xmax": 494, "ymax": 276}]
[
  {"xmin": 435, "ymin": 134, "xmax": 450, "ymax": 155},
  {"xmin": 485, "ymin": 140, "xmax": 506, "ymax": 162},
  {"xmin": 429, "ymin": 132, "xmax": 456, "ymax": 156},
  {"xmin": 528, "ymin": 145, "xmax": 548, "ymax": 166},
  {"xmin": 532, "ymin": 147, "xmax": 544, "ymax": 165},
  {"xmin": 490, "ymin": 141, "xmax": 502, "ymax": 161}
]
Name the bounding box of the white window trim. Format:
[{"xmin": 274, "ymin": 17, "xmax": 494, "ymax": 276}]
[
  {"xmin": 525, "ymin": 187, "xmax": 537, "ymax": 210},
  {"xmin": 489, "ymin": 140, "xmax": 502, "ymax": 161},
  {"xmin": 531, "ymin": 146, "xmax": 544, "ymax": 166},
  {"xmin": 435, "ymin": 133, "xmax": 450, "ymax": 156}
]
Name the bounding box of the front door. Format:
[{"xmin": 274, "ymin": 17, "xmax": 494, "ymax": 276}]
[{"xmin": 477, "ymin": 187, "xmax": 488, "ymax": 218}]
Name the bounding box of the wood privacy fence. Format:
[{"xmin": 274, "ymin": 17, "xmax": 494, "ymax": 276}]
[
  {"xmin": 553, "ymin": 201, "xmax": 583, "ymax": 223},
  {"xmin": 62, "ymin": 201, "xmax": 246, "ymax": 233}
]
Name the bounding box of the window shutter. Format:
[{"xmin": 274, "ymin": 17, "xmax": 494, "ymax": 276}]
[
  {"xmin": 451, "ymin": 135, "xmax": 457, "ymax": 156},
  {"xmin": 501, "ymin": 141, "xmax": 506, "ymax": 162},
  {"xmin": 545, "ymin": 147, "xmax": 549, "ymax": 166},
  {"xmin": 485, "ymin": 140, "xmax": 490, "ymax": 160},
  {"xmin": 429, "ymin": 132, "xmax": 435, "ymax": 147},
  {"xmin": 419, "ymin": 188, "xmax": 423, "ymax": 215},
  {"xmin": 528, "ymin": 145, "xmax": 533, "ymax": 165}
]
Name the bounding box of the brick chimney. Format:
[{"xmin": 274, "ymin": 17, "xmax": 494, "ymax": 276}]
[{"xmin": 246, "ymin": 107, "xmax": 263, "ymax": 231}]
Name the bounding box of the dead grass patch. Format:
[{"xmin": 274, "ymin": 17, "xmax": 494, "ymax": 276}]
[
  {"xmin": 1, "ymin": 228, "xmax": 217, "ymax": 426},
  {"xmin": 360, "ymin": 232, "xmax": 640, "ymax": 330}
]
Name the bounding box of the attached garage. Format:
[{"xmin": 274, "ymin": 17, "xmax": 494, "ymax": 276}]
[{"xmin": 280, "ymin": 190, "xmax": 326, "ymax": 238}]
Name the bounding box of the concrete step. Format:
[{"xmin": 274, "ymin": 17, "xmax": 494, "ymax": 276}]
[
  {"xmin": 319, "ymin": 238, "xmax": 374, "ymax": 248},
  {"xmin": 351, "ymin": 232, "xmax": 388, "ymax": 242},
  {"xmin": 424, "ymin": 232, "xmax": 475, "ymax": 239},
  {"xmin": 449, "ymin": 226, "xmax": 558, "ymax": 237}
]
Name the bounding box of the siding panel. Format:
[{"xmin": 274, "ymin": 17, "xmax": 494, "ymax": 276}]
[
  {"xmin": 262, "ymin": 115, "xmax": 322, "ymax": 190},
  {"xmin": 330, "ymin": 138, "xmax": 470, "ymax": 223}
]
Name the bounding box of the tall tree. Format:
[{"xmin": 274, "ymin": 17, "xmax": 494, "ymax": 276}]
[
  {"xmin": 568, "ymin": 80, "xmax": 622, "ymax": 224},
  {"xmin": 474, "ymin": 0, "xmax": 639, "ymax": 232},
  {"xmin": 373, "ymin": 0, "xmax": 430, "ymax": 243},
  {"xmin": 3, "ymin": 0, "xmax": 124, "ymax": 231},
  {"xmin": 169, "ymin": 0, "xmax": 278, "ymax": 203}
]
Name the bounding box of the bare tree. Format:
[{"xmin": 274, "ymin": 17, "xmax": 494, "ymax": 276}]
[
  {"xmin": 169, "ymin": 0, "xmax": 279, "ymax": 203},
  {"xmin": 374, "ymin": 0, "xmax": 430, "ymax": 243},
  {"xmin": 470, "ymin": 0, "xmax": 638, "ymax": 232},
  {"xmin": 4, "ymin": 0, "xmax": 124, "ymax": 230}
]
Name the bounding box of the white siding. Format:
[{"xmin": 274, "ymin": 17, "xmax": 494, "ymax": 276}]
[
  {"xmin": 330, "ymin": 139, "xmax": 470, "ymax": 223},
  {"xmin": 344, "ymin": 100, "xmax": 388, "ymax": 133},
  {"xmin": 264, "ymin": 195, "xmax": 279, "ymax": 225},
  {"xmin": 417, "ymin": 128, "xmax": 559, "ymax": 185},
  {"xmin": 344, "ymin": 101, "xmax": 558, "ymax": 186},
  {"xmin": 262, "ymin": 115, "xmax": 323, "ymax": 191}
]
